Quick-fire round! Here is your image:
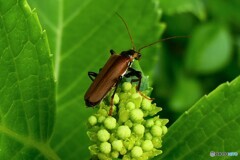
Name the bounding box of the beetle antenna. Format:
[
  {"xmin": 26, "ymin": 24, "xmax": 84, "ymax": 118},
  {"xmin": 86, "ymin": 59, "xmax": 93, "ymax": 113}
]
[
  {"xmin": 116, "ymin": 12, "xmax": 136, "ymax": 50},
  {"xmin": 138, "ymin": 36, "xmax": 190, "ymax": 52}
]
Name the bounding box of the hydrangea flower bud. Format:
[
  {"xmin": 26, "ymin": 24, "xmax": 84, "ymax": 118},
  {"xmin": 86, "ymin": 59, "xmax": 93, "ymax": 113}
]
[
  {"xmin": 145, "ymin": 132, "xmax": 153, "ymax": 140},
  {"xmin": 98, "ymin": 115, "xmax": 105, "ymax": 123},
  {"xmin": 87, "ymin": 82, "xmax": 168, "ymax": 160},
  {"xmin": 112, "ymin": 140, "xmax": 123, "ymax": 151},
  {"xmin": 131, "ymin": 146, "xmax": 143, "ymax": 158},
  {"xmin": 133, "ymin": 124, "xmax": 145, "ymax": 135},
  {"xmin": 162, "ymin": 125, "xmax": 168, "ymax": 135},
  {"xmin": 151, "ymin": 125, "xmax": 163, "ymax": 137},
  {"xmin": 104, "ymin": 117, "xmax": 116, "ymax": 130},
  {"xmin": 97, "ymin": 129, "xmax": 110, "ymax": 142},
  {"xmin": 126, "ymin": 102, "xmax": 135, "ymax": 110},
  {"xmin": 141, "ymin": 98, "xmax": 152, "ymax": 111},
  {"xmin": 111, "ymin": 151, "xmax": 119, "ymax": 158},
  {"xmin": 145, "ymin": 118, "xmax": 154, "ymax": 128},
  {"xmin": 130, "ymin": 108, "xmax": 144, "ymax": 122},
  {"xmin": 122, "ymin": 82, "xmax": 132, "ymax": 92},
  {"xmin": 88, "ymin": 115, "xmax": 97, "ymax": 126},
  {"xmin": 141, "ymin": 140, "xmax": 153, "ymax": 151},
  {"xmin": 117, "ymin": 125, "xmax": 131, "ymax": 139},
  {"xmin": 100, "ymin": 142, "xmax": 111, "ymax": 154}
]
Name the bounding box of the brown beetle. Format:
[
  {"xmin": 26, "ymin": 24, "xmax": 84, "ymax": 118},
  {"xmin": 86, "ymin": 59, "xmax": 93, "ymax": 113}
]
[{"xmin": 84, "ymin": 13, "xmax": 187, "ymax": 115}]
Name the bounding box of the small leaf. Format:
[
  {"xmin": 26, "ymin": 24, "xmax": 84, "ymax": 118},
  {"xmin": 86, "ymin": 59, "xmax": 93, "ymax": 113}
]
[
  {"xmin": 185, "ymin": 23, "xmax": 232, "ymax": 74},
  {"xmin": 0, "ymin": 0, "xmax": 56, "ymax": 159},
  {"xmin": 160, "ymin": 0, "xmax": 206, "ymax": 20},
  {"xmin": 157, "ymin": 76, "xmax": 240, "ymax": 159}
]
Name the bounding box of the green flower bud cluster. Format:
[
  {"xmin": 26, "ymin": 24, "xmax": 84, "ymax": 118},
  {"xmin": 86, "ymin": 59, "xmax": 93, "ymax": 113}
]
[{"xmin": 87, "ymin": 82, "xmax": 168, "ymax": 160}]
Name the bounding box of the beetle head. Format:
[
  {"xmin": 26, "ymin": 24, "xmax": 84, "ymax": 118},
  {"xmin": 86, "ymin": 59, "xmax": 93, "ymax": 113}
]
[{"xmin": 120, "ymin": 49, "xmax": 141, "ymax": 60}]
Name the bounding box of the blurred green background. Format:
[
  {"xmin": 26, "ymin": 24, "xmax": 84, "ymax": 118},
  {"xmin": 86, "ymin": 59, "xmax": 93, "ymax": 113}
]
[{"xmin": 155, "ymin": 0, "xmax": 240, "ymax": 125}]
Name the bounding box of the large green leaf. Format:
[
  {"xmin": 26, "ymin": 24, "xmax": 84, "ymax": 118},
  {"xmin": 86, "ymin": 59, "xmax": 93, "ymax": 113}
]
[
  {"xmin": 157, "ymin": 76, "xmax": 240, "ymax": 159},
  {"xmin": 28, "ymin": 0, "xmax": 164, "ymax": 159},
  {"xmin": 0, "ymin": 0, "xmax": 56, "ymax": 159}
]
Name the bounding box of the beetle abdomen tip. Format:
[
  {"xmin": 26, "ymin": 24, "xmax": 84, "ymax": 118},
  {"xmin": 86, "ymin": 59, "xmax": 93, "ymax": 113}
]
[{"xmin": 85, "ymin": 99, "xmax": 98, "ymax": 107}]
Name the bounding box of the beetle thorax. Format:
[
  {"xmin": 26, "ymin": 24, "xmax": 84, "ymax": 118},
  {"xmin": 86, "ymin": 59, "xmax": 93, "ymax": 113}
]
[{"xmin": 120, "ymin": 49, "xmax": 141, "ymax": 61}]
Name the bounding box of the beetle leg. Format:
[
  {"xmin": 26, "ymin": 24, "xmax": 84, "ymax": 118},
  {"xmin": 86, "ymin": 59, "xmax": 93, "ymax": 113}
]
[
  {"xmin": 88, "ymin": 72, "xmax": 98, "ymax": 81},
  {"xmin": 125, "ymin": 68, "xmax": 142, "ymax": 91},
  {"xmin": 109, "ymin": 76, "xmax": 122, "ymax": 115},
  {"xmin": 125, "ymin": 69, "xmax": 153, "ymax": 100},
  {"xmin": 110, "ymin": 49, "xmax": 116, "ymax": 55}
]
